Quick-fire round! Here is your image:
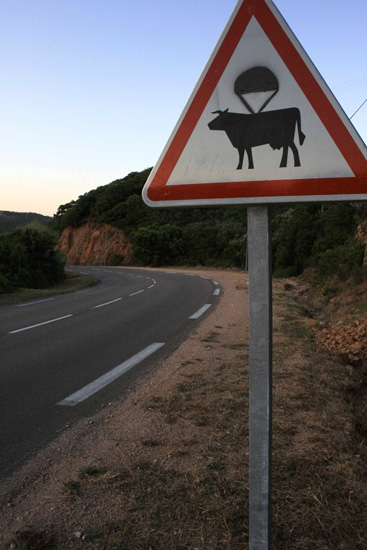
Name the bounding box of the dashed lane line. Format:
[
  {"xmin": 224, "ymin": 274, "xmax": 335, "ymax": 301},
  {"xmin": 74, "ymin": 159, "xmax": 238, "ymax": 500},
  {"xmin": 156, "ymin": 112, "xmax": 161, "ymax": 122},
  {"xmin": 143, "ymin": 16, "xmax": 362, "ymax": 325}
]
[
  {"xmin": 57, "ymin": 343, "xmax": 165, "ymax": 406},
  {"xmin": 213, "ymin": 288, "xmax": 220, "ymax": 295},
  {"xmin": 93, "ymin": 297, "xmax": 123, "ymax": 309},
  {"xmin": 9, "ymin": 315, "xmax": 74, "ymax": 334},
  {"xmin": 129, "ymin": 290, "xmax": 145, "ymax": 296}
]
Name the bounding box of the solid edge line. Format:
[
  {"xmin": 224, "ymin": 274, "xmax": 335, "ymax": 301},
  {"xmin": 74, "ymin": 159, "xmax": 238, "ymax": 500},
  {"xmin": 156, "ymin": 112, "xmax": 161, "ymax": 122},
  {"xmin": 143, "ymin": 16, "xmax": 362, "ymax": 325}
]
[
  {"xmin": 9, "ymin": 314, "xmax": 74, "ymax": 334},
  {"xmin": 189, "ymin": 304, "xmax": 212, "ymax": 319},
  {"xmin": 57, "ymin": 343, "xmax": 165, "ymax": 406},
  {"xmin": 16, "ymin": 297, "xmax": 55, "ymax": 307}
]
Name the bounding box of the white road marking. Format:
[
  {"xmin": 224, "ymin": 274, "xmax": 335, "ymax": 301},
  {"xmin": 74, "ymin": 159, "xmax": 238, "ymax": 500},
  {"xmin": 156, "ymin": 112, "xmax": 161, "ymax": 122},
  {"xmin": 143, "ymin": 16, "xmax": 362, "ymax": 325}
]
[
  {"xmin": 93, "ymin": 297, "xmax": 122, "ymax": 309},
  {"xmin": 213, "ymin": 288, "xmax": 220, "ymax": 295},
  {"xmin": 129, "ymin": 290, "xmax": 144, "ymax": 296},
  {"xmin": 9, "ymin": 314, "xmax": 74, "ymax": 334},
  {"xmin": 57, "ymin": 343, "xmax": 165, "ymax": 406},
  {"xmin": 213, "ymin": 281, "xmax": 219, "ymax": 285},
  {"xmin": 147, "ymin": 284, "xmax": 155, "ymax": 289},
  {"xmin": 189, "ymin": 304, "xmax": 212, "ymax": 319},
  {"xmin": 16, "ymin": 298, "xmax": 55, "ymax": 307}
]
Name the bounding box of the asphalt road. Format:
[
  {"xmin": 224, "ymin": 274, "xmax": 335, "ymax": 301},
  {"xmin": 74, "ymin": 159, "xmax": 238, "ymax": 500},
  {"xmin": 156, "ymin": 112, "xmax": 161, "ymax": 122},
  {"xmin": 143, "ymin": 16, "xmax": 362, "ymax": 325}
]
[{"xmin": 0, "ymin": 267, "xmax": 220, "ymax": 479}]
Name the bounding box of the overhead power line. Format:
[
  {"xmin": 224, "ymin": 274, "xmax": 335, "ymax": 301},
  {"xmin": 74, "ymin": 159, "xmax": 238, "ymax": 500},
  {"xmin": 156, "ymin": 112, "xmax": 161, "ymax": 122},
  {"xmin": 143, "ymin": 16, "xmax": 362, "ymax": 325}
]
[
  {"xmin": 335, "ymin": 74, "xmax": 367, "ymax": 94},
  {"xmin": 350, "ymin": 98, "xmax": 367, "ymax": 119}
]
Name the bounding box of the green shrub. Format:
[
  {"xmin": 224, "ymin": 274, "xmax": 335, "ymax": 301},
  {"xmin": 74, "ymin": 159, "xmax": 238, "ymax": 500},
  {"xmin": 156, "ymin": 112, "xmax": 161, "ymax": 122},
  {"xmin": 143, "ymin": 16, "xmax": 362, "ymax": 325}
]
[
  {"xmin": 272, "ymin": 203, "xmax": 360, "ymax": 278},
  {"xmin": 0, "ymin": 223, "xmax": 65, "ymax": 289},
  {"xmin": 0, "ymin": 272, "xmax": 11, "ymax": 294},
  {"xmin": 131, "ymin": 224, "xmax": 185, "ymax": 266},
  {"xmin": 315, "ymin": 241, "xmax": 365, "ymax": 282}
]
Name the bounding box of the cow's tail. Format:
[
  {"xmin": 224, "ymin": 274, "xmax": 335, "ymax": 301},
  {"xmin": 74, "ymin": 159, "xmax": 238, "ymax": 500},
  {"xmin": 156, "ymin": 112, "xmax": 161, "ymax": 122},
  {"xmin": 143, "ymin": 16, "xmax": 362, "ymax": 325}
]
[{"xmin": 296, "ymin": 109, "xmax": 306, "ymax": 146}]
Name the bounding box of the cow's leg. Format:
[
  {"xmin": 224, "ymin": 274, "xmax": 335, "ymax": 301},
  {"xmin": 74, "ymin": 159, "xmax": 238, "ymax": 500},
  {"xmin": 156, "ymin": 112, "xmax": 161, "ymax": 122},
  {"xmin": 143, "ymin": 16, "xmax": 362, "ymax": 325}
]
[
  {"xmin": 290, "ymin": 143, "xmax": 301, "ymax": 167},
  {"xmin": 237, "ymin": 148, "xmax": 245, "ymax": 170},
  {"xmin": 246, "ymin": 148, "xmax": 254, "ymax": 169},
  {"xmin": 280, "ymin": 146, "xmax": 288, "ymax": 168}
]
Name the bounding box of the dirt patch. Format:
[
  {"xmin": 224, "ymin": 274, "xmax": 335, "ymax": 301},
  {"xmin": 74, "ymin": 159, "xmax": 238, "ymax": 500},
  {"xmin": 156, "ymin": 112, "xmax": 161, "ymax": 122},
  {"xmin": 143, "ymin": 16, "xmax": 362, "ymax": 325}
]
[{"xmin": 0, "ymin": 270, "xmax": 366, "ymax": 549}]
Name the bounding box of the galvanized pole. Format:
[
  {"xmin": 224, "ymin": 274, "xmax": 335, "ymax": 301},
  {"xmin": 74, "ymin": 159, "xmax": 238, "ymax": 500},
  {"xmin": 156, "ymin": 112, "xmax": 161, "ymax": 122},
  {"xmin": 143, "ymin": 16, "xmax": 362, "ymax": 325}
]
[{"xmin": 247, "ymin": 205, "xmax": 272, "ymax": 549}]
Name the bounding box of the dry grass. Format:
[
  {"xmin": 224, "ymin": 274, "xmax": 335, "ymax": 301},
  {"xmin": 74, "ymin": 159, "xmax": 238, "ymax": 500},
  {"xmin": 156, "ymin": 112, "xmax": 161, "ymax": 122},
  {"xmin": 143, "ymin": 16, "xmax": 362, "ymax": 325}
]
[
  {"xmin": 271, "ymin": 285, "xmax": 367, "ymax": 549},
  {"xmin": 0, "ymin": 271, "xmax": 99, "ymax": 305},
  {"xmin": 10, "ymin": 529, "xmax": 56, "ymax": 549}
]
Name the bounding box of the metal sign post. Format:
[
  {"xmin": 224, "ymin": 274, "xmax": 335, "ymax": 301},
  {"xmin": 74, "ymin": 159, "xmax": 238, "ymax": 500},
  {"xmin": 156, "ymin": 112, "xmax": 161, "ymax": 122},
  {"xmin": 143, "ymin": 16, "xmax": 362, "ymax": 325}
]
[{"xmin": 248, "ymin": 205, "xmax": 273, "ymax": 549}]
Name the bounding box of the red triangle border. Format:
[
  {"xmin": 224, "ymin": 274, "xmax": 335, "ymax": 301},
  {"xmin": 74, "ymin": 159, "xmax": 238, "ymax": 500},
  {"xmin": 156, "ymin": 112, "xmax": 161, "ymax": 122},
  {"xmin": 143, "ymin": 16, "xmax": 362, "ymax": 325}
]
[{"xmin": 145, "ymin": 0, "xmax": 367, "ymax": 204}]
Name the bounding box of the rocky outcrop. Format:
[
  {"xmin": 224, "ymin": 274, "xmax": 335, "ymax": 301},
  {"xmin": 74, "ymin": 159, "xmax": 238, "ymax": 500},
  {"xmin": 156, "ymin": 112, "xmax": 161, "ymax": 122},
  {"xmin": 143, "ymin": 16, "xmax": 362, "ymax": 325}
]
[
  {"xmin": 57, "ymin": 221, "xmax": 132, "ymax": 266},
  {"xmin": 315, "ymin": 319, "xmax": 367, "ymax": 366}
]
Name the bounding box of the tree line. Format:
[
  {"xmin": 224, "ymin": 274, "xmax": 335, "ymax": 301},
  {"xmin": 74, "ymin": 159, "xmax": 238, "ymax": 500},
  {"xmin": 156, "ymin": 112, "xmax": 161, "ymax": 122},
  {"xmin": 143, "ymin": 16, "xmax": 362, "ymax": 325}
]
[
  {"xmin": 51, "ymin": 168, "xmax": 366, "ymax": 279},
  {"xmin": 1, "ymin": 167, "xmax": 365, "ymax": 294}
]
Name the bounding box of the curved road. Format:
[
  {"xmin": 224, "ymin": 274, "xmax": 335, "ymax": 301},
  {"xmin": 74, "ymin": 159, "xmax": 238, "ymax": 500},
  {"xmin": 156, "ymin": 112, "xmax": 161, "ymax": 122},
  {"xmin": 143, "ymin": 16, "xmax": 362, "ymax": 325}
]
[{"xmin": 0, "ymin": 267, "xmax": 220, "ymax": 478}]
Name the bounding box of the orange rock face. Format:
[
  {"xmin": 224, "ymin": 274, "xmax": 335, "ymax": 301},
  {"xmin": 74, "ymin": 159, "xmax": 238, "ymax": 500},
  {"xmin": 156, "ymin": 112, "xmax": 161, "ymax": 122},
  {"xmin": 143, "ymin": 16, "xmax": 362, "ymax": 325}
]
[{"xmin": 57, "ymin": 221, "xmax": 132, "ymax": 266}]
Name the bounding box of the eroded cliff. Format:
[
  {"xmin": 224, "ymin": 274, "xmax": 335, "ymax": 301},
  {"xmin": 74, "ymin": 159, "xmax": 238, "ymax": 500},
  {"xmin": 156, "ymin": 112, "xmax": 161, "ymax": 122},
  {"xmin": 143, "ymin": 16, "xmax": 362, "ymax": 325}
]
[{"xmin": 57, "ymin": 221, "xmax": 132, "ymax": 266}]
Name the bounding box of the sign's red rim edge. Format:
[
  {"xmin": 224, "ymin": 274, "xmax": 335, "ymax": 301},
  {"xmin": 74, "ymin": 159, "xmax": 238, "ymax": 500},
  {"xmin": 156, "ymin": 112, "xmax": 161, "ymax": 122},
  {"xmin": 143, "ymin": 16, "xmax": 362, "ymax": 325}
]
[{"xmin": 146, "ymin": 176, "xmax": 367, "ymax": 202}]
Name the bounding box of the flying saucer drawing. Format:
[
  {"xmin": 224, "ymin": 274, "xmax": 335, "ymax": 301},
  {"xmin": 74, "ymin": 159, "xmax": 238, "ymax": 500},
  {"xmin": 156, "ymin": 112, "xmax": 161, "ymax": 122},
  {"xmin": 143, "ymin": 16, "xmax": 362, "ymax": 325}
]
[{"xmin": 234, "ymin": 67, "xmax": 279, "ymax": 114}]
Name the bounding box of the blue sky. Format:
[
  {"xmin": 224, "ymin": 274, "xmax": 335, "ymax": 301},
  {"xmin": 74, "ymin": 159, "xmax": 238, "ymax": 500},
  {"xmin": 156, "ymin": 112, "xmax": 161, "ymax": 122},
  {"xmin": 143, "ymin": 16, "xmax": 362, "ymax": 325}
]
[{"xmin": 1, "ymin": 0, "xmax": 367, "ymax": 216}]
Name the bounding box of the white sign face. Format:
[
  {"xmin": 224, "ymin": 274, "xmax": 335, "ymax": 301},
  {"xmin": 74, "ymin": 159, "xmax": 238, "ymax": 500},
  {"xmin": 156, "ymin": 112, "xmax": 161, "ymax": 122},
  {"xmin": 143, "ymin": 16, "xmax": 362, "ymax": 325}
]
[
  {"xmin": 168, "ymin": 17, "xmax": 353, "ymax": 186},
  {"xmin": 143, "ymin": 0, "xmax": 367, "ymax": 207}
]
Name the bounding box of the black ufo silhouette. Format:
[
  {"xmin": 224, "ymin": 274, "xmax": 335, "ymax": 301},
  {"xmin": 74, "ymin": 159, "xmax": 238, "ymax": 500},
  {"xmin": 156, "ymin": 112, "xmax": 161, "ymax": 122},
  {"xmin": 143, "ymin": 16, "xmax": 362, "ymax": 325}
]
[{"xmin": 234, "ymin": 67, "xmax": 279, "ymax": 114}]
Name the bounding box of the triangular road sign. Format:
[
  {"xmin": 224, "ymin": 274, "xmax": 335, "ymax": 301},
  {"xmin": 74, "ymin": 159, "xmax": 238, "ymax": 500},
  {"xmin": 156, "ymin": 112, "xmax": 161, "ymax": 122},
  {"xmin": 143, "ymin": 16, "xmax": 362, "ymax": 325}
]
[{"xmin": 143, "ymin": 0, "xmax": 367, "ymax": 207}]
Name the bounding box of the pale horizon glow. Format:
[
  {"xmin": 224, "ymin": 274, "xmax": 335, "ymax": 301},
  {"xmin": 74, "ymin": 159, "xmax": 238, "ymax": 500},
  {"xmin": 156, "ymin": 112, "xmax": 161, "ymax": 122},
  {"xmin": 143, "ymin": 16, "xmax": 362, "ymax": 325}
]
[{"xmin": 1, "ymin": 0, "xmax": 367, "ymax": 216}]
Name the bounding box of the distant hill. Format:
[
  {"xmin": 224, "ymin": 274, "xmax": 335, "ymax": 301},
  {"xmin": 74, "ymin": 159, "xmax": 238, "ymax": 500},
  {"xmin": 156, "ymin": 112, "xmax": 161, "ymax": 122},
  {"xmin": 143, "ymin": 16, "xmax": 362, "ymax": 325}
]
[{"xmin": 0, "ymin": 211, "xmax": 52, "ymax": 234}]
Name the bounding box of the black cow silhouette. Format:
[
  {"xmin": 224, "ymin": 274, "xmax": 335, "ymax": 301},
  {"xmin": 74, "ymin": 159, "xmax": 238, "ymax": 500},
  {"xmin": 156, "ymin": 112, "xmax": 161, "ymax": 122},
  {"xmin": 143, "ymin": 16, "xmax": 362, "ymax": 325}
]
[{"xmin": 208, "ymin": 107, "xmax": 306, "ymax": 169}]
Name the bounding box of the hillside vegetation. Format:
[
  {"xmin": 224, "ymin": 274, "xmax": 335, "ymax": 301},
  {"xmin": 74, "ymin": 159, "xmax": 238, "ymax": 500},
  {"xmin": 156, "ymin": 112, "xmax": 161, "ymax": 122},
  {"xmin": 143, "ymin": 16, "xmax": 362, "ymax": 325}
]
[
  {"xmin": 0, "ymin": 210, "xmax": 52, "ymax": 233},
  {"xmin": 52, "ymin": 168, "xmax": 366, "ymax": 279}
]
